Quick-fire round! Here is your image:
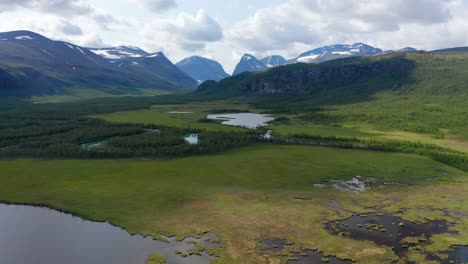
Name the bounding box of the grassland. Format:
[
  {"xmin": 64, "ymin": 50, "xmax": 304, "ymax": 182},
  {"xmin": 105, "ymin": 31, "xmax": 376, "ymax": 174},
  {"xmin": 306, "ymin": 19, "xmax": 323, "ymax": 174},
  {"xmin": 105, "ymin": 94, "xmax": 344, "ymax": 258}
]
[
  {"xmin": 95, "ymin": 101, "xmax": 254, "ymax": 132},
  {"xmin": 0, "ymin": 145, "xmax": 467, "ymax": 263},
  {"xmin": 31, "ymin": 87, "xmax": 170, "ymax": 104},
  {"xmin": 2, "ymin": 51, "xmax": 468, "ymax": 263}
]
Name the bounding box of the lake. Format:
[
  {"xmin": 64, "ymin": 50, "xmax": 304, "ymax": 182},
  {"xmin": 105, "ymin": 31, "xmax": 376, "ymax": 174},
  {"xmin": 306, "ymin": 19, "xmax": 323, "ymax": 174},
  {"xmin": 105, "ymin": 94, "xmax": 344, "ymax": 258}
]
[
  {"xmin": 206, "ymin": 113, "xmax": 274, "ymax": 129},
  {"xmin": 0, "ymin": 204, "xmax": 217, "ymax": 264}
]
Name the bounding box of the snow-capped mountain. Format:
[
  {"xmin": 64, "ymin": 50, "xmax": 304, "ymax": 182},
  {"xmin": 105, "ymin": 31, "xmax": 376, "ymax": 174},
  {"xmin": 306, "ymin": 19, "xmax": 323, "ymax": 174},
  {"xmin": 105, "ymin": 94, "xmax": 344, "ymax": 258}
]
[
  {"xmin": 398, "ymin": 47, "xmax": 418, "ymax": 52},
  {"xmin": 89, "ymin": 46, "xmax": 149, "ymax": 61},
  {"xmin": 289, "ymin": 43, "xmax": 384, "ymax": 64},
  {"xmin": 114, "ymin": 52, "xmax": 198, "ymax": 89},
  {"xmin": 260, "ymin": 55, "xmax": 287, "ymax": 68},
  {"xmin": 232, "ymin": 54, "xmax": 268, "ymax": 75},
  {"xmin": 176, "ymin": 56, "xmax": 229, "ymax": 83},
  {"xmin": 0, "ymin": 30, "xmax": 197, "ymax": 97},
  {"xmin": 90, "ymin": 45, "xmax": 197, "ymax": 89},
  {"xmin": 260, "ymin": 55, "xmax": 286, "ymax": 68}
]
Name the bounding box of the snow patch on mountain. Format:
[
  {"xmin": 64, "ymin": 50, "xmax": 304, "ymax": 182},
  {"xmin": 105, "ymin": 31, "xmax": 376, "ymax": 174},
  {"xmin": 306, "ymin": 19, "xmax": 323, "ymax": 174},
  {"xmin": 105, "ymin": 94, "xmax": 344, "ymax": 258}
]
[
  {"xmin": 260, "ymin": 55, "xmax": 287, "ymax": 68},
  {"xmin": 76, "ymin": 47, "xmax": 86, "ymax": 55},
  {"xmin": 297, "ymin": 54, "xmax": 320, "ymax": 62},
  {"xmin": 89, "ymin": 46, "xmax": 150, "ymax": 61},
  {"xmin": 15, "ymin": 35, "xmax": 34, "ymax": 40},
  {"xmin": 290, "ymin": 43, "xmax": 384, "ymax": 64},
  {"xmin": 92, "ymin": 49, "xmax": 120, "ymax": 59},
  {"xmin": 332, "ymin": 51, "xmax": 352, "ymax": 55},
  {"xmin": 64, "ymin": 43, "xmax": 75, "ymax": 50}
]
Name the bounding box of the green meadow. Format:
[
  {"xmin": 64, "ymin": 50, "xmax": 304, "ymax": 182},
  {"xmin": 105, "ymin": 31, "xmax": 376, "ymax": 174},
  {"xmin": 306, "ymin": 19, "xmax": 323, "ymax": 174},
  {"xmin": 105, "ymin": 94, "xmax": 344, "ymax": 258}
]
[
  {"xmin": 0, "ymin": 145, "xmax": 467, "ymax": 263},
  {"xmin": 95, "ymin": 101, "xmax": 253, "ymax": 132}
]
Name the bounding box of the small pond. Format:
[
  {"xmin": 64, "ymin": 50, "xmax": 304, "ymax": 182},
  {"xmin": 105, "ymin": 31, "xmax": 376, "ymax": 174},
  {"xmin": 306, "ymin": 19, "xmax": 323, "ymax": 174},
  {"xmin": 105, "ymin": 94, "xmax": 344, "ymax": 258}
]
[
  {"xmin": 326, "ymin": 213, "xmax": 455, "ymax": 258},
  {"xmin": 206, "ymin": 113, "xmax": 275, "ymax": 129},
  {"xmin": 184, "ymin": 133, "xmax": 199, "ymax": 145},
  {"xmin": 263, "ymin": 130, "xmax": 273, "ymax": 139},
  {"xmin": 259, "ymin": 238, "xmax": 352, "ymax": 264},
  {"xmin": 0, "ymin": 204, "xmax": 218, "ymax": 264},
  {"xmin": 443, "ymin": 245, "xmax": 468, "ymax": 263},
  {"xmin": 80, "ymin": 140, "xmax": 106, "ymax": 150}
]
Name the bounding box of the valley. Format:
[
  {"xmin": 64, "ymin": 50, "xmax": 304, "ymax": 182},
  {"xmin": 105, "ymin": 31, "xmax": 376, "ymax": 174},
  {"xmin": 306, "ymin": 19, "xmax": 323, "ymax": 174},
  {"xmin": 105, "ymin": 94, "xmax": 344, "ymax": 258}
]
[{"xmin": 0, "ymin": 27, "xmax": 468, "ymax": 264}]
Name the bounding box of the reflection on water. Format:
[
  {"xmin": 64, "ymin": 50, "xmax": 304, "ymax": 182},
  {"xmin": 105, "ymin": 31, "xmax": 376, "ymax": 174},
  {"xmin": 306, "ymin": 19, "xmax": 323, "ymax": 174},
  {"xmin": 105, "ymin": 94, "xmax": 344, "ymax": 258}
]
[
  {"xmin": 206, "ymin": 113, "xmax": 274, "ymax": 129},
  {"xmin": 0, "ymin": 204, "xmax": 217, "ymax": 264}
]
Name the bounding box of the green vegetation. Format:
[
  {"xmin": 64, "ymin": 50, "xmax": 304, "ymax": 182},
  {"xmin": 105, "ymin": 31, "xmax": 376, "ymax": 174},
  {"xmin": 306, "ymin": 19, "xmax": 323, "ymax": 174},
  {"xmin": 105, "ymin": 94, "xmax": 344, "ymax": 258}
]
[
  {"xmin": 2, "ymin": 51, "xmax": 468, "ymax": 263},
  {"xmin": 146, "ymin": 253, "xmax": 166, "ymax": 264},
  {"xmin": 0, "ymin": 145, "xmax": 467, "ymax": 263},
  {"xmin": 31, "ymin": 87, "xmax": 170, "ymax": 104},
  {"xmin": 95, "ymin": 101, "xmax": 252, "ymax": 132},
  {"xmin": 0, "ymin": 98, "xmax": 265, "ymax": 158}
]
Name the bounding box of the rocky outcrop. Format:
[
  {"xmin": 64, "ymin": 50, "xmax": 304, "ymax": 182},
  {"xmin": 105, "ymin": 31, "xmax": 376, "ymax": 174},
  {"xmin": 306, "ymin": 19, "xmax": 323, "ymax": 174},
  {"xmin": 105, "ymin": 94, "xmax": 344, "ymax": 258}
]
[{"xmin": 239, "ymin": 57, "xmax": 415, "ymax": 96}]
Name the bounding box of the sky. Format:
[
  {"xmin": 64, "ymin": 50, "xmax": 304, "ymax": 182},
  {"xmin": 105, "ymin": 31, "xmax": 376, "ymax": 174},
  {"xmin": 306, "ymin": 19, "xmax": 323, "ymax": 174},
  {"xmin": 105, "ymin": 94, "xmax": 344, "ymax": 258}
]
[{"xmin": 0, "ymin": 0, "xmax": 468, "ymax": 73}]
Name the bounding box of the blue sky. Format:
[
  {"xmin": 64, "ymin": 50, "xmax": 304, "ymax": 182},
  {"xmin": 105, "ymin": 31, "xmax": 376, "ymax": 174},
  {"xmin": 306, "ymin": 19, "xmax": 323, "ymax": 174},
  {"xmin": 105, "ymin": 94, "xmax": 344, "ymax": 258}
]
[{"xmin": 0, "ymin": 0, "xmax": 467, "ymax": 73}]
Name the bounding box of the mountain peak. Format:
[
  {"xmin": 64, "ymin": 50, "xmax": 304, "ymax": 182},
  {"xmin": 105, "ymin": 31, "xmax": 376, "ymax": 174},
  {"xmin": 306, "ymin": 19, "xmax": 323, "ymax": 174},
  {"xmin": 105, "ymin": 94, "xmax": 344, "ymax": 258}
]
[
  {"xmin": 242, "ymin": 54, "xmax": 255, "ymax": 61},
  {"xmin": 0, "ymin": 30, "xmax": 49, "ymax": 42},
  {"xmin": 233, "ymin": 54, "xmax": 268, "ymax": 75},
  {"xmin": 176, "ymin": 55, "xmax": 229, "ymax": 82},
  {"xmin": 291, "ymin": 43, "xmax": 383, "ymax": 64},
  {"xmin": 261, "ymin": 55, "xmax": 287, "ymax": 68}
]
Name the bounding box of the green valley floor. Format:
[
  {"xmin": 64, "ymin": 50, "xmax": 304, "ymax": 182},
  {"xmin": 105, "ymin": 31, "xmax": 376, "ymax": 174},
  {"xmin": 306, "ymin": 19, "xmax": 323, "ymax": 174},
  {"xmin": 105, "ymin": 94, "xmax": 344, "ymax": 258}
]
[{"xmin": 0, "ymin": 145, "xmax": 467, "ymax": 263}]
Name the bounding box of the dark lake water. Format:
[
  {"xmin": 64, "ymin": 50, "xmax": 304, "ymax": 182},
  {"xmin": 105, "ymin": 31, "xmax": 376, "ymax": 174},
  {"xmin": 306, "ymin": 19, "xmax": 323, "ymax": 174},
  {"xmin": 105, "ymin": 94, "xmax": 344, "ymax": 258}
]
[{"xmin": 0, "ymin": 204, "xmax": 217, "ymax": 264}]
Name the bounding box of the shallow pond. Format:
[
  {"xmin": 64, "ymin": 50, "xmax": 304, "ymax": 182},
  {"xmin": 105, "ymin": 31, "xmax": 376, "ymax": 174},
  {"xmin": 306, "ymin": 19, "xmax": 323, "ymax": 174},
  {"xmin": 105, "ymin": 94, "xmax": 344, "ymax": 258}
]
[
  {"xmin": 0, "ymin": 204, "xmax": 217, "ymax": 264},
  {"xmin": 326, "ymin": 213, "xmax": 453, "ymax": 257},
  {"xmin": 184, "ymin": 133, "xmax": 199, "ymax": 145},
  {"xmin": 80, "ymin": 140, "xmax": 106, "ymax": 150},
  {"xmin": 288, "ymin": 249, "xmax": 353, "ymax": 264},
  {"xmin": 206, "ymin": 113, "xmax": 275, "ymax": 129},
  {"xmin": 260, "ymin": 238, "xmax": 352, "ymax": 264},
  {"xmin": 443, "ymin": 245, "xmax": 468, "ymax": 263}
]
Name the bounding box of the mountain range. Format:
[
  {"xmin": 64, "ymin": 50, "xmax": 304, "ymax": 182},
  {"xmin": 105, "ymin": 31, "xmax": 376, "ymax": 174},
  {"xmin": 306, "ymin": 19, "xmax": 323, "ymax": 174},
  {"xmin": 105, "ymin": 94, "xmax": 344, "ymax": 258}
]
[
  {"xmin": 199, "ymin": 54, "xmax": 412, "ymax": 99},
  {"xmin": 229, "ymin": 44, "xmax": 418, "ymax": 76},
  {"xmin": 2, "ymin": 29, "xmax": 468, "ymax": 98},
  {"xmin": 0, "ymin": 30, "xmax": 197, "ymax": 97},
  {"xmin": 175, "ymin": 56, "xmax": 229, "ymax": 83}
]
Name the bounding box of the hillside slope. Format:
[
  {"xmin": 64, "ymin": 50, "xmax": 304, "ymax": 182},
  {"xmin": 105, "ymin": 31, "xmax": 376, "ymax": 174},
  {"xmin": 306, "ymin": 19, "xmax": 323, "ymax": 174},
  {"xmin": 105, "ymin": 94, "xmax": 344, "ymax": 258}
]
[
  {"xmin": 0, "ymin": 31, "xmax": 196, "ymax": 97},
  {"xmin": 198, "ymin": 51, "xmax": 468, "ymax": 141},
  {"xmin": 199, "ymin": 53, "xmax": 416, "ymax": 99}
]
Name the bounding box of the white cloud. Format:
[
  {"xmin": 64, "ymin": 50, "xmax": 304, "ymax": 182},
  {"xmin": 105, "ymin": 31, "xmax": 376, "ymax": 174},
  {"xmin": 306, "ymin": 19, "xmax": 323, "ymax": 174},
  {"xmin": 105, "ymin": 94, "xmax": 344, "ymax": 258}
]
[
  {"xmin": 56, "ymin": 20, "xmax": 83, "ymax": 36},
  {"xmin": 0, "ymin": 0, "xmax": 93, "ymax": 16},
  {"xmin": 141, "ymin": 9, "xmax": 223, "ymax": 52},
  {"xmin": 0, "ymin": 0, "xmax": 468, "ymax": 74},
  {"xmin": 227, "ymin": 0, "xmax": 466, "ymax": 59},
  {"xmin": 141, "ymin": 0, "xmax": 177, "ymax": 13}
]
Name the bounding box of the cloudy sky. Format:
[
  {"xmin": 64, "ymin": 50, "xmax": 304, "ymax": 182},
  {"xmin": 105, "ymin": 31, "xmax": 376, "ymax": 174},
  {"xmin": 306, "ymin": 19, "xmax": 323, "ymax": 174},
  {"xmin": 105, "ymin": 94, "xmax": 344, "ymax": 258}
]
[{"xmin": 1, "ymin": 0, "xmax": 467, "ymax": 73}]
